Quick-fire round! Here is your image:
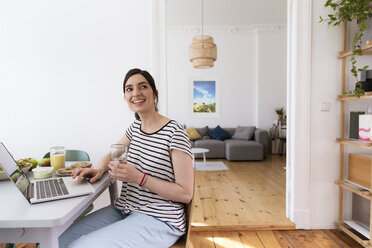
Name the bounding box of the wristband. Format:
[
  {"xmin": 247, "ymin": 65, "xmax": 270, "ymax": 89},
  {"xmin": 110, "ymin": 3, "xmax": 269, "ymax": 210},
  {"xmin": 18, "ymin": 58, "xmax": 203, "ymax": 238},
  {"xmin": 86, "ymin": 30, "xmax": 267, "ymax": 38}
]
[
  {"xmin": 142, "ymin": 175, "xmax": 148, "ymax": 186},
  {"xmin": 139, "ymin": 174, "xmax": 146, "ymax": 186}
]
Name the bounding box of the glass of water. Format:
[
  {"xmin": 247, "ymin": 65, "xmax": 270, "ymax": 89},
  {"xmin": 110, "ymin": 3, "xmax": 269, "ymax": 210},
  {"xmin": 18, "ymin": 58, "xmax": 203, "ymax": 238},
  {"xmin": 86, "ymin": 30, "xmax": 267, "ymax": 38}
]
[{"xmin": 110, "ymin": 144, "xmax": 127, "ymax": 163}]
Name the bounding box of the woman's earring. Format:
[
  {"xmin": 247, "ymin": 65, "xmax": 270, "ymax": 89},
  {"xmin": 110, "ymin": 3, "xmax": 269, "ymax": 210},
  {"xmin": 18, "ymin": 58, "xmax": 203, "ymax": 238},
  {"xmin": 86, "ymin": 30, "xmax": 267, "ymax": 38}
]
[{"xmin": 154, "ymin": 99, "xmax": 158, "ymax": 105}]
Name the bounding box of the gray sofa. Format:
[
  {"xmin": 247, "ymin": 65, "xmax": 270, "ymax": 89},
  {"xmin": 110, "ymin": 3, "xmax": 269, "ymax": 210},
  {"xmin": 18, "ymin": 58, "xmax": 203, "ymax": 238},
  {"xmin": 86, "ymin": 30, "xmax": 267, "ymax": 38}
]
[{"xmin": 189, "ymin": 127, "xmax": 268, "ymax": 161}]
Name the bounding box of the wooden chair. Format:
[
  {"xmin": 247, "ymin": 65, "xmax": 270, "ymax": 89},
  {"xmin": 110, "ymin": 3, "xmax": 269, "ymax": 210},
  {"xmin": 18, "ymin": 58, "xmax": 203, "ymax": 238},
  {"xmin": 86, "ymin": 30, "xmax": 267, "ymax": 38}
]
[
  {"xmin": 43, "ymin": 150, "xmax": 90, "ymax": 161},
  {"xmin": 171, "ymin": 169, "xmax": 195, "ymax": 248}
]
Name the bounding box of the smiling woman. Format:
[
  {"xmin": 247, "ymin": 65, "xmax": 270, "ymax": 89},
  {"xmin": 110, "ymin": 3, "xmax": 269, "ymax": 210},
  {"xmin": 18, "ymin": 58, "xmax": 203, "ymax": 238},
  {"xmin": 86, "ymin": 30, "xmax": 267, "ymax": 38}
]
[
  {"xmin": 59, "ymin": 68, "xmax": 194, "ymax": 248},
  {"xmin": 123, "ymin": 69, "xmax": 159, "ymax": 120}
]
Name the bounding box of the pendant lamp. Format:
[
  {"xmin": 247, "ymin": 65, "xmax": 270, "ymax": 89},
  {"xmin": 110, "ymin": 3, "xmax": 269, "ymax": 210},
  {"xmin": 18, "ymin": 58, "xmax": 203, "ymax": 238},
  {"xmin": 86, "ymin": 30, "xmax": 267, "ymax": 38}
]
[{"xmin": 189, "ymin": 0, "xmax": 217, "ymax": 69}]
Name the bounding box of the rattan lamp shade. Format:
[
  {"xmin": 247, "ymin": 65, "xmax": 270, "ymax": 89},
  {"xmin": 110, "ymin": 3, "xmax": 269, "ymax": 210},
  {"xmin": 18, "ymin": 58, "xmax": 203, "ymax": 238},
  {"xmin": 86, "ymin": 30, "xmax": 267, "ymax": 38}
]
[{"xmin": 189, "ymin": 35, "xmax": 217, "ymax": 69}]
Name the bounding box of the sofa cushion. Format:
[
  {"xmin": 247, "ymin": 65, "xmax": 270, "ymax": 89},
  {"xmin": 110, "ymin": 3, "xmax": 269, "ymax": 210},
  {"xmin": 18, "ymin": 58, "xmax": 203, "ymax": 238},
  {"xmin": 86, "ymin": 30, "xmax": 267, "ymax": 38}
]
[
  {"xmin": 208, "ymin": 125, "xmax": 230, "ymax": 141},
  {"xmin": 232, "ymin": 126, "xmax": 256, "ymax": 140},
  {"xmin": 194, "ymin": 139, "xmax": 225, "ymax": 158},
  {"xmin": 225, "ymin": 139, "xmax": 264, "ymax": 161},
  {"xmin": 196, "ymin": 126, "xmax": 209, "ymax": 137},
  {"xmin": 223, "ymin": 128, "xmax": 236, "ymax": 137},
  {"xmin": 186, "ymin": 127, "xmax": 201, "ymax": 141}
]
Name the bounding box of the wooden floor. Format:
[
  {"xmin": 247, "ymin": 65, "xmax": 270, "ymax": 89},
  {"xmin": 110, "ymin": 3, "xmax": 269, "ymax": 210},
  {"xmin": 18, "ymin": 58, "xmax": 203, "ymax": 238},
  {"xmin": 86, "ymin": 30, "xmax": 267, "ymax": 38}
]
[
  {"xmin": 191, "ymin": 155, "xmax": 294, "ymax": 231},
  {"xmin": 1, "ymin": 155, "xmax": 363, "ymax": 248},
  {"xmin": 1, "ymin": 229, "xmax": 363, "ymax": 248},
  {"xmin": 188, "ymin": 155, "xmax": 363, "ymax": 247},
  {"xmin": 189, "ymin": 229, "xmax": 363, "ymax": 248}
]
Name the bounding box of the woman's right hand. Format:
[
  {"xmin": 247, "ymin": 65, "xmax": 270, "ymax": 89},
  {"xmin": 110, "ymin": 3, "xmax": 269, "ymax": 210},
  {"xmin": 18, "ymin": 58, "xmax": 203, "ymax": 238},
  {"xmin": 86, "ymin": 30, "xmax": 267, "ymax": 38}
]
[{"xmin": 71, "ymin": 167, "xmax": 104, "ymax": 183}]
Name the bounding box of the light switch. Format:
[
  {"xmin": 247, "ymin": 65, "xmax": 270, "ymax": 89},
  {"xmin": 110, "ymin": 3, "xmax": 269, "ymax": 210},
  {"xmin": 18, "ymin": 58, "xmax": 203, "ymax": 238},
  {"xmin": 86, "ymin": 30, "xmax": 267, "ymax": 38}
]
[{"xmin": 320, "ymin": 102, "xmax": 330, "ymax": 111}]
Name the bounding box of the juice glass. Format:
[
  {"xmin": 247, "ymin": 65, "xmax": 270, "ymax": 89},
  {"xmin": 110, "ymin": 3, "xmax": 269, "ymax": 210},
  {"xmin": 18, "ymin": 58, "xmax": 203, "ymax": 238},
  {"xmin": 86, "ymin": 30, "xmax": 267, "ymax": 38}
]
[{"xmin": 50, "ymin": 146, "xmax": 65, "ymax": 171}]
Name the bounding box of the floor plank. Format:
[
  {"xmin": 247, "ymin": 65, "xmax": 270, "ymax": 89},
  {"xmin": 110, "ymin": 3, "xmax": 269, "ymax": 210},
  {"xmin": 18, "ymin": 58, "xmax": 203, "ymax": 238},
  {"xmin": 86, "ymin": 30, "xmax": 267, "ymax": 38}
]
[
  {"xmin": 256, "ymin": 230, "xmax": 283, "ymax": 248},
  {"xmin": 191, "ymin": 155, "xmax": 294, "ymax": 231},
  {"xmin": 212, "ymin": 232, "xmax": 245, "ymax": 248},
  {"xmin": 239, "ymin": 231, "xmax": 265, "ymax": 248},
  {"xmin": 188, "ymin": 230, "xmax": 363, "ymax": 248},
  {"xmin": 273, "ymin": 230, "xmax": 294, "ymax": 248}
]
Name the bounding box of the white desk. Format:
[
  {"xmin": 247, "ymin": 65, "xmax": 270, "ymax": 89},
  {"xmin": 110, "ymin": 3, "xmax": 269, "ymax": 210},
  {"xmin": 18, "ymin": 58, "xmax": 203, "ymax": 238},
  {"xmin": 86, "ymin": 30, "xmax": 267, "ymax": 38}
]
[{"xmin": 0, "ymin": 173, "xmax": 117, "ymax": 248}]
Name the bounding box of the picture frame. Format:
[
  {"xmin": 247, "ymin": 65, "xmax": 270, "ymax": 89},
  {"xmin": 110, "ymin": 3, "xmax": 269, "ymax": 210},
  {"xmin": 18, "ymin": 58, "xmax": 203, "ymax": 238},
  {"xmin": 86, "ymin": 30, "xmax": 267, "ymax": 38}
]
[{"xmin": 190, "ymin": 78, "xmax": 220, "ymax": 118}]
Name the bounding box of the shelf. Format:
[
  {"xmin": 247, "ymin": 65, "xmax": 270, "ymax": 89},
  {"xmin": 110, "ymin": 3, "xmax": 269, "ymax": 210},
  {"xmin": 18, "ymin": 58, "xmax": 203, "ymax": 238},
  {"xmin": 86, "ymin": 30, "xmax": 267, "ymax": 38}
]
[
  {"xmin": 338, "ymin": 40, "xmax": 372, "ymax": 59},
  {"xmin": 336, "ymin": 138, "xmax": 372, "ymax": 149},
  {"xmin": 334, "ymin": 221, "xmax": 370, "ymax": 247},
  {"xmin": 335, "ymin": 180, "xmax": 371, "ymax": 199},
  {"xmin": 337, "ymin": 92, "xmax": 372, "ymax": 101}
]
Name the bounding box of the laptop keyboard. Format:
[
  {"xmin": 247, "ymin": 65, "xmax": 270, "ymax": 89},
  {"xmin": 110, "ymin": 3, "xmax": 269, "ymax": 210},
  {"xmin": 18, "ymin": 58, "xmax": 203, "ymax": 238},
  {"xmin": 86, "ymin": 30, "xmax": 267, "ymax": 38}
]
[{"xmin": 36, "ymin": 178, "xmax": 69, "ymax": 199}]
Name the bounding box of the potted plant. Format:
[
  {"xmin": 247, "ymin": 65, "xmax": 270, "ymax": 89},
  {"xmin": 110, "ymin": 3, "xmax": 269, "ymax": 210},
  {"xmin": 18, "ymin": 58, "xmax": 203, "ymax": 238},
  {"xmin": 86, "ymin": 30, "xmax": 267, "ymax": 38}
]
[
  {"xmin": 275, "ymin": 107, "xmax": 284, "ymax": 121},
  {"xmin": 320, "ymin": 0, "xmax": 372, "ymax": 97}
]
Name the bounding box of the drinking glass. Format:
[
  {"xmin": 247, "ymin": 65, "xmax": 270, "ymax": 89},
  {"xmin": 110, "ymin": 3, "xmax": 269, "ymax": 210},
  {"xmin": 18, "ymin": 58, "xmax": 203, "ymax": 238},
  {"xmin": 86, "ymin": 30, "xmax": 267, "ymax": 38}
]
[
  {"xmin": 50, "ymin": 146, "xmax": 65, "ymax": 172},
  {"xmin": 110, "ymin": 144, "xmax": 128, "ymax": 163}
]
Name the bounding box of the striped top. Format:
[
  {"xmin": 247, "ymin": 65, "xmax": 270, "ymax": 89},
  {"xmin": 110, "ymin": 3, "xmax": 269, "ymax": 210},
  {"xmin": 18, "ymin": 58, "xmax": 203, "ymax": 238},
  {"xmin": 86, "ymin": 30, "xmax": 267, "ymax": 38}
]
[{"xmin": 114, "ymin": 119, "xmax": 192, "ymax": 233}]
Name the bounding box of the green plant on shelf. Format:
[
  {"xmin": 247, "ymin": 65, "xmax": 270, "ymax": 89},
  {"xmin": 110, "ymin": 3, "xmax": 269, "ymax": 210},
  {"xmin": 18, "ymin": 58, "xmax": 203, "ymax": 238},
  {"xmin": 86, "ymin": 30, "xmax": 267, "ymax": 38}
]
[
  {"xmin": 275, "ymin": 107, "xmax": 284, "ymax": 115},
  {"xmin": 320, "ymin": 0, "xmax": 372, "ymax": 98}
]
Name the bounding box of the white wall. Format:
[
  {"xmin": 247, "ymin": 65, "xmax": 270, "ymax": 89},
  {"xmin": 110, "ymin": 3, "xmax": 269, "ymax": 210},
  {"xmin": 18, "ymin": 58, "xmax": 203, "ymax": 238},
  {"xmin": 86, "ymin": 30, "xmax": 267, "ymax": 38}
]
[
  {"xmin": 308, "ymin": 0, "xmax": 342, "ymax": 228},
  {"xmin": 167, "ymin": 28, "xmax": 255, "ymax": 127},
  {"xmin": 257, "ymin": 29, "xmax": 287, "ymax": 130},
  {"xmin": 0, "ymin": 1, "xmax": 153, "ymax": 164},
  {"xmin": 0, "ymin": 1, "xmax": 153, "ymax": 210},
  {"xmin": 166, "ymin": 26, "xmax": 287, "ymax": 129},
  {"xmin": 166, "ymin": 0, "xmax": 287, "ymax": 130},
  {"xmin": 167, "ymin": 0, "xmax": 287, "ymax": 26}
]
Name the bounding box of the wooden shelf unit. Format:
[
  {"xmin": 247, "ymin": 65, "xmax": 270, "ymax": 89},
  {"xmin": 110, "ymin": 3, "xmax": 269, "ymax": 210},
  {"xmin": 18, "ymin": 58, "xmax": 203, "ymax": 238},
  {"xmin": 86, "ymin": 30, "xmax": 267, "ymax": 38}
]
[
  {"xmin": 334, "ymin": 221, "xmax": 370, "ymax": 247},
  {"xmin": 337, "ymin": 92, "xmax": 372, "ymax": 101},
  {"xmin": 336, "ymin": 22, "xmax": 372, "ymax": 247},
  {"xmin": 336, "ymin": 138, "xmax": 372, "ymax": 150},
  {"xmin": 337, "ymin": 40, "xmax": 372, "ymax": 59},
  {"xmin": 335, "ymin": 180, "xmax": 371, "ymax": 199}
]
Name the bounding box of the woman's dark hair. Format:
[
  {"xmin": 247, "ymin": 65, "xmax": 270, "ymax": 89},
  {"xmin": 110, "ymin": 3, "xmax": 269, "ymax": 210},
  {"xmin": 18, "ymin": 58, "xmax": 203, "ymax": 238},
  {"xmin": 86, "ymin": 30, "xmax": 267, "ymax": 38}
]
[{"xmin": 123, "ymin": 68, "xmax": 158, "ymax": 120}]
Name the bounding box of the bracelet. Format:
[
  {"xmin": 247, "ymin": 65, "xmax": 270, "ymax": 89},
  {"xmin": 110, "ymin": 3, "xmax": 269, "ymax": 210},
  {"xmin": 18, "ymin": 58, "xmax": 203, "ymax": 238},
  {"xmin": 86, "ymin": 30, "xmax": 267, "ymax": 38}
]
[
  {"xmin": 142, "ymin": 175, "xmax": 148, "ymax": 186},
  {"xmin": 139, "ymin": 174, "xmax": 146, "ymax": 186}
]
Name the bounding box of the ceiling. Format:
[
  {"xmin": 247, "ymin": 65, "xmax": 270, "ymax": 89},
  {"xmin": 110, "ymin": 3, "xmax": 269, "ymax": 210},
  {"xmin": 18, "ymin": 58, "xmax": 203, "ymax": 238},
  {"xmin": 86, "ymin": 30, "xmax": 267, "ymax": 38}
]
[{"xmin": 167, "ymin": 0, "xmax": 287, "ymax": 26}]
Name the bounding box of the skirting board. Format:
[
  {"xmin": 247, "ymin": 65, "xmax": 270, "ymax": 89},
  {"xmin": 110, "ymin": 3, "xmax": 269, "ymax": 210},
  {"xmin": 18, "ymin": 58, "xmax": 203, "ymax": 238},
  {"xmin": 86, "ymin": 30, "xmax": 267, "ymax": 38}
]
[{"xmin": 291, "ymin": 209, "xmax": 311, "ymax": 229}]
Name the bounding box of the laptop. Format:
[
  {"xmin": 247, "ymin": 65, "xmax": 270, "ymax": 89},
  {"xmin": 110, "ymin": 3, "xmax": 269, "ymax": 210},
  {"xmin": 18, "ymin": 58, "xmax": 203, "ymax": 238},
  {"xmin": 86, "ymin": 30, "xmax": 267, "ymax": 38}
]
[{"xmin": 0, "ymin": 142, "xmax": 95, "ymax": 204}]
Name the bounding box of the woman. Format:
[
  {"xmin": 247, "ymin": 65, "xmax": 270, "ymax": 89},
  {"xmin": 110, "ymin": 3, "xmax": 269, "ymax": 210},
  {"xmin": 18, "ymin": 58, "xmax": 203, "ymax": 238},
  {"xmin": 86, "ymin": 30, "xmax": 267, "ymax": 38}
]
[{"xmin": 59, "ymin": 68, "xmax": 194, "ymax": 248}]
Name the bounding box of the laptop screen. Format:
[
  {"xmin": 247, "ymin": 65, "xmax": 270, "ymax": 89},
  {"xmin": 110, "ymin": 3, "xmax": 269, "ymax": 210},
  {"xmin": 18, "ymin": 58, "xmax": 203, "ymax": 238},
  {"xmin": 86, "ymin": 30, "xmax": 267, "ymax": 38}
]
[{"xmin": 0, "ymin": 142, "xmax": 31, "ymax": 198}]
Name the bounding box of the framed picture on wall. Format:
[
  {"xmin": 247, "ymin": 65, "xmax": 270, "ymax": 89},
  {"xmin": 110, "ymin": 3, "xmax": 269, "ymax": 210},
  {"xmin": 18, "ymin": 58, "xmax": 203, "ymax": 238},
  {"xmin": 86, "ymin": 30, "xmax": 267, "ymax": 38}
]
[{"xmin": 190, "ymin": 78, "xmax": 220, "ymax": 118}]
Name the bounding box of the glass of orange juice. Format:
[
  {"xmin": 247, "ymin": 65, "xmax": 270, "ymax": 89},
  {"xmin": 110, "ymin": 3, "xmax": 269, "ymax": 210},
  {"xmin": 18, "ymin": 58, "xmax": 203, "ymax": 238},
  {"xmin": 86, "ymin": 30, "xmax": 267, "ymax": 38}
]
[{"xmin": 50, "ymin": 146, "xmax": 65, "ymax": 172}]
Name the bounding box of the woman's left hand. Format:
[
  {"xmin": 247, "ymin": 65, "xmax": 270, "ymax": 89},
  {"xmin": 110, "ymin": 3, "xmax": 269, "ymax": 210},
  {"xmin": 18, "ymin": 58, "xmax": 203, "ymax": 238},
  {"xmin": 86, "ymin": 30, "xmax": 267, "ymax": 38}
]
[{"xmin": 108, "ymin": 161, "xmax": 142, "ymax": 184}]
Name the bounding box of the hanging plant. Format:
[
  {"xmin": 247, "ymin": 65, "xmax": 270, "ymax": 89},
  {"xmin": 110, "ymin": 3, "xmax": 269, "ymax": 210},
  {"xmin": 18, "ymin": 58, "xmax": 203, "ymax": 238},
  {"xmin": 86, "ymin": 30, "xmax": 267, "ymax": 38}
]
[{"xmin": 320, "ymin": 0, "xmax": 372, "ymax": 97}]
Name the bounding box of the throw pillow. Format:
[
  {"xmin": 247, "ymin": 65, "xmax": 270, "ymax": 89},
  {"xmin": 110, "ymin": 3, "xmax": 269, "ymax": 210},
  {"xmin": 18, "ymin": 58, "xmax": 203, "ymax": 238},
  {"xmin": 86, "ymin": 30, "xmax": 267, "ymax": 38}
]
[
  {"xmin": 232, "ymin": 126, "xmax": 256, "ymax": 140},
  {"xmin": 208, "ymin": 125, "xmax": 231, "ymax": 141},
  {"xmin": 196, "ymin": 126, "xmax": 209, "ymax": 137},
  {"xmin": 186, "ymin": 127, "xmax": 202, "ymax": 141}
]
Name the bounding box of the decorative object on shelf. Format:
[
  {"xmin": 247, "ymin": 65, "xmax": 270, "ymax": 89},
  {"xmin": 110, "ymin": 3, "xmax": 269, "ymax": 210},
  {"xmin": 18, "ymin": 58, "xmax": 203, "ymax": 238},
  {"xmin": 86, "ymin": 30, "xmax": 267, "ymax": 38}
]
[
  {"xmin": 320, "ymin": 0, "xmax": 372, "ymax": 97},
  {"xmin": 275, "ymin": 107, "xmax": 285, "ymax": 120},
  {"xmin": 190, "ymin": 78, "xmax": 219, "ymax": 118},
  {"xmin": 269, "ymin": 119, "xmax": 286, "ymax": 155},
  {"xmin": 358, "ymin": 114, "xmax": 372, "ymax": 141},
  {"xmin": 357, "ymin": 70, "xmax": 372, "ymax": 92},
  {"xmin": 348, "ymin": 153, "xmax": 372, "ymax": 189},
  {"xmin": 188, "ymin": 0, "xmax": 217, "ymax": 69},
  {"xmin": 350, "ymin": 111, "xmax": 365, "ymax": 139}
]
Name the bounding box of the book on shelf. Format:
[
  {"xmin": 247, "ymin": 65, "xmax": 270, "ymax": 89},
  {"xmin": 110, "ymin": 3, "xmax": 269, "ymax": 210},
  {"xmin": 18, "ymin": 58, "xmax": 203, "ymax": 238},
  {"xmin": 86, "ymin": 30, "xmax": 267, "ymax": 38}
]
[{"xmin": 350, "ymin": 111, "xmax": 365, "ymax": 139}]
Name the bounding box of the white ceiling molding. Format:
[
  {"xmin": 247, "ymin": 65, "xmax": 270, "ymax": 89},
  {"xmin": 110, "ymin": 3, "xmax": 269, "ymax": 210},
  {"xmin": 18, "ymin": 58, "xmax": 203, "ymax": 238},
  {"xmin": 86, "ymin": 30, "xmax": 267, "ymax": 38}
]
[{"xmin": 167, "ymin": 24, "xmax": 286, "ymax": 34}]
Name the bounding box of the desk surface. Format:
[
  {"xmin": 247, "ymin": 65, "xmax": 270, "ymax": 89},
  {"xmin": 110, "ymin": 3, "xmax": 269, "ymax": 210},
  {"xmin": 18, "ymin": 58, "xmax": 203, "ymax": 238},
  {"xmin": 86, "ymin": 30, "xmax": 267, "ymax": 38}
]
[{"xmin": 0, "ymin": 173, "xmax": 111, "ymax": 228}]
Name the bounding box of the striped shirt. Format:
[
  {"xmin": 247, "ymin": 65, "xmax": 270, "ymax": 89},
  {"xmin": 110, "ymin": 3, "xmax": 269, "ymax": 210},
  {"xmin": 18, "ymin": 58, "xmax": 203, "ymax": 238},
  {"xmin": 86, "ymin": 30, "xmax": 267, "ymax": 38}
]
[{"xmin": 114, "ymin": 119, "xmax": 192, "ymax": 233}]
